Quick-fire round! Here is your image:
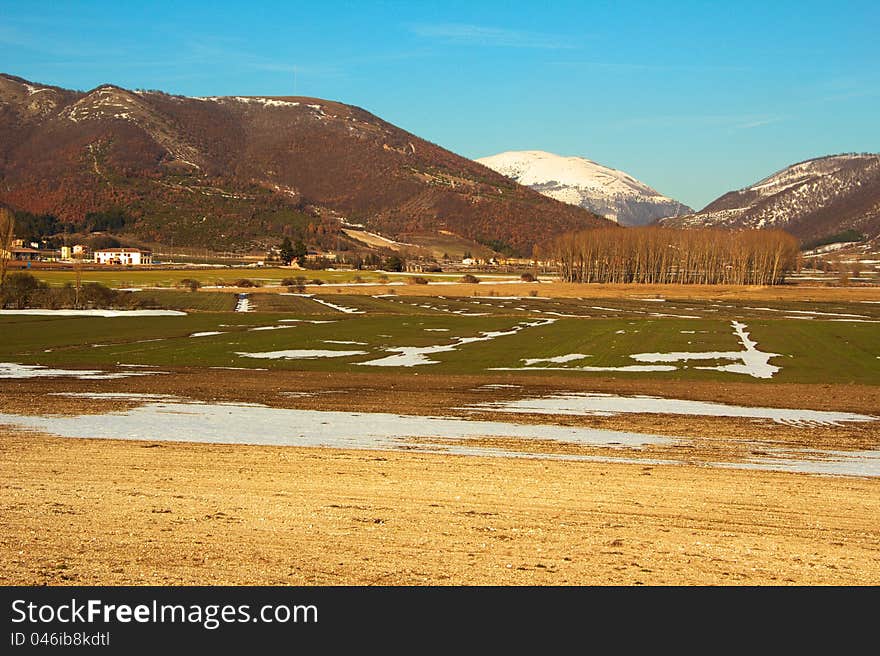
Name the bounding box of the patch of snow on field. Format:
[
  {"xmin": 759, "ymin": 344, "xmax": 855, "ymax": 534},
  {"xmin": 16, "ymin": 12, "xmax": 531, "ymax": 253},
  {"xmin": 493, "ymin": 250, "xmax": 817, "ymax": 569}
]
[
  {"xmin": 234, "ymin": 295, "xmax": 251, "ymax": 312},
  {"xmin": 356, "ymin": 346, "xmax": 447, "ymax": 367},
  {"xmin": 324, "ymin": 340, "xmax": 367, "ymax": 345},
  {"xmin": 52, "ymin": 392, "xmax": 181, "ymax": 401},
  {"xmin": 465, "ymin": 392, "xmax": 876, "ymax": 426},
  {"xmin": 5, "ymin": 395, "xmax": 877, "ymax": 476},
  {"xmin": 472, "ymin": 296, "xmax": 550, "ymax": 300},
  {"xmin": 492, "ymin": 320, "xmax": 779, "ymax": 378},
  {"xmin": 732, "ymin": 450, "xmax": 880, "ymax": 478},
  {"xmin": 585, "ymin": 305, "xmax": 697, "ymax": 319},
  {"xmin": 210, "ymin": 366, "xmax": 269, "ymax": 371},
  {"xmin": 287, "ymin": 294, "xmax": 363, "ymax": 314},
  {"xmin": 743, "ymin": 307, "xmax": 868, "ymax": 318},
  {"xmin": 248, "ymin": 325, "xmax": 294, "ymax": 331},
  {"xmin": 236, "ymin": 349, "xmax": 367, "ymax": 360},
  {"xmin": 0, "ymin": 309, "xmax": 186, "ymax": 317},
  {"xmin": 522, "ymin": 353, "xmax": 591, "ymax": 366},
  {"xmin": 0, "ymin": 363, "xmax": 164, "ymax": 379},
  {"xmin": 358, "ymin": 319, "xmax": 556, "ymax": 367},
  {"xmin": 630, "ymin": 321, "xmax": 781, "ymax": 379},
  {"xmin": 0, "ymin": 400, "xmax": 672, "ymax": 452},
  {"xmin": 492, "ymin": 364, "xmax": 677, "ymax": 373},
  {"xmin": 190, "ymin": 331, "xmax": 224, "ymax": 338}
]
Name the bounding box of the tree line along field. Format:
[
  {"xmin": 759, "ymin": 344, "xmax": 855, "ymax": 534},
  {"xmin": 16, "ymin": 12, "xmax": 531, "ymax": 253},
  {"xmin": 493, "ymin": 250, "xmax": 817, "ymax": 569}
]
[
  {"xmin": 23, "ymin": 268, "xmax": 480, "ymax": 289},
  {"xmin": 17, "ymin": 268, "xmax": 880, "ymax": 308},
  {"xmin": 1, "ymin": 310, "xmax": 878, "ymax": 385}
]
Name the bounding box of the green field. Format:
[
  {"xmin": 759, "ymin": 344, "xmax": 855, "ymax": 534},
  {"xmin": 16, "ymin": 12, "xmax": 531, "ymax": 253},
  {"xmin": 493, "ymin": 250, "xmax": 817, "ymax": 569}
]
[
  {"xmin": 27, "ymin": 268, "xmax": 497, "ymax": 288},
  {"xmin": 1, "ymin": 310, "xmax": 877, "ymax": 384},
  {"xmin": 246, "ymin": 293, "xmax": 428, "ymax": 314},
  {"xmin": 134, "ymin": 290, "xmax": 240, "ymax": 312}
]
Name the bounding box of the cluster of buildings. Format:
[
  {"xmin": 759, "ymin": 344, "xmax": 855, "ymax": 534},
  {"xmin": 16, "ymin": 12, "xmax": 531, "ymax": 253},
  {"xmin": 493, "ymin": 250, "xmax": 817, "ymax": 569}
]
[{"xmin": 2, "ymin": 240, "xmax": 153, "ymax": 266}]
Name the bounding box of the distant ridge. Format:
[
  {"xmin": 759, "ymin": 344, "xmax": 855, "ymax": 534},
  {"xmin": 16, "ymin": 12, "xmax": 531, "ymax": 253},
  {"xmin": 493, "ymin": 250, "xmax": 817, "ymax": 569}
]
[{"xmin": 662, "ymin": 153, "xmax": 880, "ymax": 242}]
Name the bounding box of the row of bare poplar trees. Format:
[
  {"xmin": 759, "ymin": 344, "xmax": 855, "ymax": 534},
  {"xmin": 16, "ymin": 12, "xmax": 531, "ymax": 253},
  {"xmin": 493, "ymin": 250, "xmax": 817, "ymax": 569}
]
[{"xmin": 542, "ymin": 227, "xmax": 799, "ymax": 285}]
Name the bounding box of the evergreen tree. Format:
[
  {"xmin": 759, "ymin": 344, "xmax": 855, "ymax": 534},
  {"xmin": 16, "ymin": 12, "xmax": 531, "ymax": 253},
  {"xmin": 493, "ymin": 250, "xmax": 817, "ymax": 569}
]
[
  {"xmin": 279, "ymin": 237, "xmax": 294, "ymax": 265},
  {"xmin": 383, "ymin": 255, "xmax": 405, "ymax": 272},
  {"xmin": 0, "ymin": 207, "xmax": 15, "ymax": 287},
  {"xmin": 293, "ymin": 239, "xmax": 308, "ymax": 266}
]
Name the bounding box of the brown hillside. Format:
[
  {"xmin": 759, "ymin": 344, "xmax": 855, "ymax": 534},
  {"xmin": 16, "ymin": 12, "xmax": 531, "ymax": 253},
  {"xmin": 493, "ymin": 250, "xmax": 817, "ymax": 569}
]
[{"xmin": 0, "ymin": 74, "xmax": 610, "ymax": 254}]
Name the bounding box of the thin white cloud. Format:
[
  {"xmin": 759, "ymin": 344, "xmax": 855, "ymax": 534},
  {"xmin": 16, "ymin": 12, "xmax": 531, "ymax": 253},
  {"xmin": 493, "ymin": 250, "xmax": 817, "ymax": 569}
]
[
  {"xmin": 409, "ymin": 22, "xmax": 576, "ymax": 49},
  {"xmin": 736, "ymin": 117, "xmax": 784, "ymax": 129}
]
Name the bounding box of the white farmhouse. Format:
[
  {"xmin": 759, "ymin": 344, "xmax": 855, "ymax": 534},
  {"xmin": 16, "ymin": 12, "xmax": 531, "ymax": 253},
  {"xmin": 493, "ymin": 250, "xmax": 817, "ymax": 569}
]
[{"xmin": 93, "ymin": 248, "xmax": 153, "ymax": 265}]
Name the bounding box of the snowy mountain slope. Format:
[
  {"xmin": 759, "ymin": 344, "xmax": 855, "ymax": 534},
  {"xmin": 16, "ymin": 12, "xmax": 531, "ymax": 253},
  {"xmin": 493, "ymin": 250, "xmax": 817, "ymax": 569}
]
[
  {"xmin": 476, "ymin": 150, "xmax": 692, "ymax": 226},
  {"xmin": 663, "ymin": 154, "xmax": 880, "ymax": 242}
]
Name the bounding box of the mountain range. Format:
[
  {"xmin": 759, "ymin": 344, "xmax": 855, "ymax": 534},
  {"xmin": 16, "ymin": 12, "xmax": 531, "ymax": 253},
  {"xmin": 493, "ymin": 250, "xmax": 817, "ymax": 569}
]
[
  {"xmin": 2, "ymin": 73, "xmax": 877, "ymax": 253},
  {"xmin": 0, "ymin": 73, "xmax": 608, "ymax": 255},
  {"xmin": 476, "ymin": 150, "xmax": 692, "ymax": 227},
  {"xmin": 662, "ymin": 154, "xmax": 880, "ymax": 242}
]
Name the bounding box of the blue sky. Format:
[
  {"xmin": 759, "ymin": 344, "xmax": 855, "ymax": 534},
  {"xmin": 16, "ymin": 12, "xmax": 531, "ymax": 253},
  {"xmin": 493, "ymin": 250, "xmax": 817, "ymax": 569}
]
[{"xmin": 1, "ymin": 0, "xmax": 878, "ymax": 209}]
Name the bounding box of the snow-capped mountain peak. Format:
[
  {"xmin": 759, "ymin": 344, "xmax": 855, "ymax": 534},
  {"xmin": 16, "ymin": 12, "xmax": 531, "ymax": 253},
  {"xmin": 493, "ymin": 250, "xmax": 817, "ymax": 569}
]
[
  {"xmin": 476, "ymin": 150, "xmax": 692, "ymax": 226},
  {"xmin": 662, "ymin": 153, "xmax": 880, "ymax": 241}
]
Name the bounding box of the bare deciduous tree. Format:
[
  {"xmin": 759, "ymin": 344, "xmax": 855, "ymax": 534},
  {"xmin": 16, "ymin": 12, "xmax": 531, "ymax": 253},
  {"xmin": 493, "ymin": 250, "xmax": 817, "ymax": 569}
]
[
  {"xmin": 547, "ymin": 227, "xmax": 799, "ymax": 286},
  {"xmin": 0, "ymin": 207, "xmax": 16, "ymax": 287},
  {"xmin": 73, "ymin": 252, "xmax": 84, "ymax": 309}
]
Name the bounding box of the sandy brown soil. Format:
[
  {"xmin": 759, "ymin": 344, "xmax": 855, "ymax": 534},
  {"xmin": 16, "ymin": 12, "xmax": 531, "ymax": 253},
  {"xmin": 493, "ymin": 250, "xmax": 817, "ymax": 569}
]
[
  {"xmin": 2, "ymin": 369, "xmax": 878, "ymax": 586},
  {"xmin": 1, "ymin": 430, "xmax": 878, "ymax": 586}
]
